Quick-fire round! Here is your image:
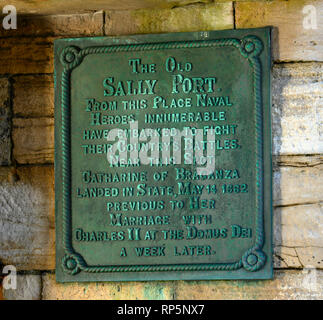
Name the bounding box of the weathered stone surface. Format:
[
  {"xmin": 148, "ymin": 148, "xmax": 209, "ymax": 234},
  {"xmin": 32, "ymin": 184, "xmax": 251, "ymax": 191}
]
[
  {"xmin": 175, "ymin": 270, "xmax": 323, "ymax": 299},
  {"xmin": 274, "ymin": 246, "xmax": 302, "ymax": 269},
  {"xmin": 42, "ymin": 273, "xmax": 175, "ymax": 300},
  {"xmin": 273, "ymin": 163, "xmax": 323, "ymax": 206},
  {"xmin": 236, "ymin": 1, "xmax": 323, "ymax": 61},
  {"xmin": 274, "ymin": 155, "xmax": 323, "ymax": 167},
  {"xmin": 2, "ymin": 275, "xmax": 41, "ymax": 300},
  {"xmin": 272, "ymin": 63, "xmax": 323, "ymax": 155},
  {"xmin": 0, "ymin": 166, "xmax": 11, "ymax": 181},
  {"xmin": 0, "ymin": 78, "xmax": 11, "ymax": 165},
  {"xmin": 7, "ymin": 0, "xmax": 218, "ymax": 15},
  {"xmin": 0, "ymin": 166, "xmax": 17, "ymax": 183},
  {"xmin": 274, "ymin": 203, "xmax": 323, "ymax": 269},
  {"xmin": 0, "ymin": 12, "xmax": 104, "ymax": 37},
  {"xmin": 13, "ymin": 75, "xmax": 53, "ymax": 117},
  {"xmin": 273, "ymin": 201, "xmax": 323, "ymax": 269},
  {"xmin": 0, "ymin": 37, "xmax": 53, "ymax": 74},
  {"xmin": 12, "ymin": 118, "xmax": 54, "ymax": 164},
  {"xmin": 274, "ymin": 203, "xmax": 323, "ymax": 248},
  {"xmin": 0, "ymin": 166, "xmax": 55, "ymax": 270},
  {"xmin": 296, "ymin": 247, "xmax": 323, "ymax": 268},
  {"xmin": 105, "ymin": 3, "xmax": 233, "ymax": 35}
]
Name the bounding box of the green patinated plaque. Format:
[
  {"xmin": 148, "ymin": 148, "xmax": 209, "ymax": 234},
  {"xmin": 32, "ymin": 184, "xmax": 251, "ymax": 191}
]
[{"xmin": 55, "ymin": 28, "xmax": 272, "ymax": 282}]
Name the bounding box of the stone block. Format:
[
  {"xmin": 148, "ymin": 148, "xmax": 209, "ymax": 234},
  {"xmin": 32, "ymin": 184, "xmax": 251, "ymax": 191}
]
[
  {"xmin": 274, "ymin": 203, "xmax": 323, "ymax": 269},
  {"xmin": 272, "ymin": 63, "xmax": 323, "ymax": 155},
  {"xmin": 273, "ymin": 163, "xmax": 323, "ymax": 206},
  {"xmin": 0, "ymin": 78, "xmax": 11, "ymax": 165},
  {"xmin": 12, "ymin": 118, "xmax": 54, "ymax": 164},
  {"xmin": 42, "ymin": 273, "xmax": 175, "ymax": 300},
  {"xmin": 0, "ymin": 37, "xmax": 54, "ymax": 74},
  {"xmin": 274, "ymin": 203, "xmax": 322, "ymax": 248},
  {"xmin": 236, "ymin": 1, "xmax": 323, "ymax": 61},
  {"xmin": 274, "ymin": 246, "xmax": 302, "ymax": 269},
  {"xmin": 105, "ymin": 3, "xmax": 233, "ymax": 35},
  {"xmin": 0, "ymin": 166, "xmax": 55, "ymax": 270},
  {"xmin": 0, "ymin": 11, "xmax": 104, "ymax": 37},
  {"xmin": 2, "ymin": 0, "xmax": 214, "ymax": 15},
  {"xmin": 13, "ymin": 75, "xmax": 54, "ymax": 117}
]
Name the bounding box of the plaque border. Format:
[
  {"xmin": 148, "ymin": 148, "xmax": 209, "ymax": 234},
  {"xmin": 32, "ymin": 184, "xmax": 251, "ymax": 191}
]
[{"xmin": 58, "ymin": 36, "xmax": 267, "ymax": 276}]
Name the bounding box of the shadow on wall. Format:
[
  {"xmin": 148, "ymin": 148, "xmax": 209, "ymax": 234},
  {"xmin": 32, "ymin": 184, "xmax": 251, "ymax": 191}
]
[
  {"xmin": 0, "ymin": 12, "xmax": 105, "ymax": 75},
  {"xmin": 271, "ymin": 26, "xmax": 283, "ymax": 268}
]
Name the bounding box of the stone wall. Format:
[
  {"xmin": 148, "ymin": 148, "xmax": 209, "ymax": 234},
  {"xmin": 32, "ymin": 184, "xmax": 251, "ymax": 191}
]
[{"xmin": 0, "ymin": 1, "xmax": 322, "ymax": 300}]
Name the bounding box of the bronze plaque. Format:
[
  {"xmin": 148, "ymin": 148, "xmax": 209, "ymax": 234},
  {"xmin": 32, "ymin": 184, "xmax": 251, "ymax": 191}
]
[{"xmin": 55, "ymin": 28, "xmax": 272, "ymax": 282}]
